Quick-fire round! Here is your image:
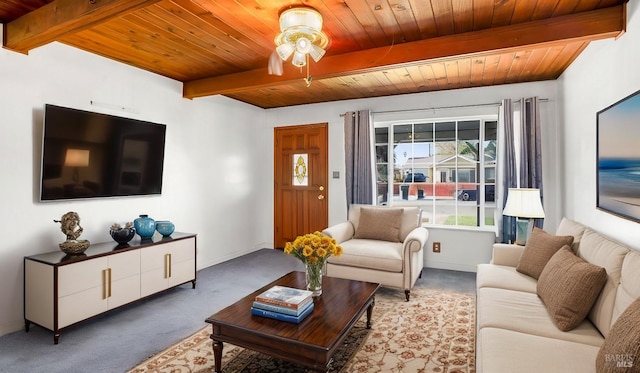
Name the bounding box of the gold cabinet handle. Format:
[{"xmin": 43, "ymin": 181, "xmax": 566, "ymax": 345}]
[
  {"xmin": 319, "ymin": 186, "xmax": 325, "ymax": 191},
  {"xmin": 165, "ymin": 253, "xmax": 172, "ymax": 279},
  {"xmin": 103, "ymin": 268, "xmax": 112, "ymax": 299},
  {"xmin": 318, "ymin": 194, "xmax": 325, "ymax": 200}
]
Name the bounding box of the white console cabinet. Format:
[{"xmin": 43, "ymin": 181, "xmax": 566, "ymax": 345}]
[{"xmin": 24, "ymin": 233, "xmax": 196, "ymax": 343}]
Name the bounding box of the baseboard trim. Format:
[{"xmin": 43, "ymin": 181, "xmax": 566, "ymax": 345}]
[{"xmin": 425, "ymin": 262, "xmax": 477, "ymax": 273}]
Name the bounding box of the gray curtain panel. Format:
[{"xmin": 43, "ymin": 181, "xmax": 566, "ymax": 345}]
[
  {"xmin": 344, "ymin": 110, "xmax": 373, "ymax": 207},
  {"xmin": 501, "ymin": 99, "xmax": 517, "ymax": 244},
  {"xmin": 520, "ymin": 97, "xmax": 544, "ymax": 229}
]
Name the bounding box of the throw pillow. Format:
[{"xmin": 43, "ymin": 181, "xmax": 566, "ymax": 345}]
[
  {"xmin": 353, "ymin": 207, "xmax": 403, "ymax": 242},
  {"xmin": 537, "ymin": 246, "xmax": 607, "ymax": 332},
  {"xmin": 516, "ymin": 227, "xmax": 574, "ymax": 279},
  {"xmin": 596, "ymin": 297, "xmax": 640, "ymax": 372}
]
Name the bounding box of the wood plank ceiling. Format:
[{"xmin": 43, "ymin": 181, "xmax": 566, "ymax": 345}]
[{"xmin": 1, "ymin": 0, "xmax": 627, "ymax": 109}]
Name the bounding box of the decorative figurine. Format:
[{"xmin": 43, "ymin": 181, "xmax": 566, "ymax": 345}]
[{"xmin": 54, "ymin": 211, "xmax": 90, "ymax": 255}]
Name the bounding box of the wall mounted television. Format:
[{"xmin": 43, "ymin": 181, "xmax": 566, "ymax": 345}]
[
  {"xmin": 40, "ymin": 104, "xmax": 166, "ymax": 201},
  {"xmin": 597, "ymin": 89, "xmax": 640, "ymax": 222}
]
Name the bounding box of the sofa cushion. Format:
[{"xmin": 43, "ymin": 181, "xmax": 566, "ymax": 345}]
[
  {"xmin": 476, "ymin": 263, "xmax": 537, "ymax": 293},
  {"xmin": 613, "ymin": 251, "xmax": 640, "ymax": 324},
  {"xmin": 353, "ymin": 207, "xmax": 402, "ymax": 242},
  {"xmin": 576, "ymin": 228, "xmax": 629, "ymax": 337},
  {"xmin": 555, "ymin": 217, "xmax": 587, "ymax": 252},
  {"xmin": 477, "ymin": 287, "xmax": 605, "ymax": 346},
  {"xmin": 537, "ymin": 246, "xmax": 607, "ymax": 332},
  {"xmin": 326, "ymin": 238, "xmax": 403, "ymax": 272},
  {"xmin": 596, "ymin": 297, "xmax": 640, "ymax": 372},
  {"xmin": 516, "ymin": 227, "xmax": 574, "ymax": 279},
  {"xmin": 477, "ymin": 328, "xmax": 600, "ymax": 373}
]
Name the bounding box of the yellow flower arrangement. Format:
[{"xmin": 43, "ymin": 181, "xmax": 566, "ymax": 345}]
[
  {"xmin": 284, "ymin": 231, "xmax": 343, "ymax": 295},
  {"xmin": 284, "ymin": 231, "xmax": 343, "ymax": 264}
]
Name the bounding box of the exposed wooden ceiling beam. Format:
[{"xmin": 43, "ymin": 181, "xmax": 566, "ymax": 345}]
[
  {"xmin": 4, "ymin": 0, "xmax": 162, "ymax": 53},
  {"xmin": 183, "ymin": 4, "xmax": 625, "ymax": 99}
]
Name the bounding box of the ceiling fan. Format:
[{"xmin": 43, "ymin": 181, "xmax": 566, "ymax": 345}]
[{"xmin": 268, "ymin": 7, "xmax": 329, "ymax": 87}]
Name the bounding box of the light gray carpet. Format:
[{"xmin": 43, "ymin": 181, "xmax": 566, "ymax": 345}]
[{"xmin": 0, "ymin": 249, "xmax": 475, "ymax": 373}]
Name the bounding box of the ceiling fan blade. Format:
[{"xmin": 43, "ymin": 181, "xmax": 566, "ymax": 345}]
[{"xmin": 268, "ymin": 51, "xmax": 283, "ymax": 76}]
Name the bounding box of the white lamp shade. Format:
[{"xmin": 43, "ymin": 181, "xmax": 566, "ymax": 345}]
[
  {"xmin": 291, "ymin": 51, "xmax": 306, "ymax": 67},
  {"xmin": 503, "ymin": 188, "xmax": 545, "ymax": 218},
  {"xmin": 276, "ymin": 42, "xmax": 295, "ymax": 61},
  {"xmin": 308, "ymin": 43, "xmax": 326, "ymax": 62},
  {"xmin": 295, "ymin": 37, "xmax": 312, "ymax": 54}
]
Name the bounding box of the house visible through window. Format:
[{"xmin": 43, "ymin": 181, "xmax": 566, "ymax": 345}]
[{"xmin": 375, "ymin": 115, "xmax": 498, "ymax": 229}]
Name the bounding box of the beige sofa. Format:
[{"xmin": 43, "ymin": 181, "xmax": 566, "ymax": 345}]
[
  {"xmin": 476, "ymin": 218, "xmax": 640, "ymax": 372},
  {"xmin": 322, "ymin": 204, "xmax": 428, "ymax": 301}
]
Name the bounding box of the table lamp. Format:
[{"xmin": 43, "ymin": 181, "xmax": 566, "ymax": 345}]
[
  {"xmin": 64, "ymin": 148, "xmax": 90, "ymax": 184},
  {"xmin": 503, "ymin": 188, "xmax": 545, "ymax": 245}
]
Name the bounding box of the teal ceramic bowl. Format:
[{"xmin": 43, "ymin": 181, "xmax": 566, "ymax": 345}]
[{"xmin": 155, "ymin": 221, "xmax": 175, "ymax": 236}]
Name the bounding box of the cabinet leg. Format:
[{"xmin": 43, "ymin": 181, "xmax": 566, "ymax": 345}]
[
  {"xmin": 54, "ymin": 332, "xmax": 60, "ymax": 345},
  {"xmin": 25, "ymin": 320, "xmax": 30, "ymax": 332},
  {"xmin": 192, "ymin": 279, "xmax": 196, "ymax": 289}
]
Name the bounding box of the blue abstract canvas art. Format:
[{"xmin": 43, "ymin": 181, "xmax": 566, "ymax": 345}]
[{"xmin": 597, "ymin": 89, "xmax": 640, "ymax": 221}]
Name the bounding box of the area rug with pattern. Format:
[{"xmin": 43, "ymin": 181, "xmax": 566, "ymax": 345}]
[{"xmin": 128, "ymin": 287, "xmax": 476, "ymax": 373}]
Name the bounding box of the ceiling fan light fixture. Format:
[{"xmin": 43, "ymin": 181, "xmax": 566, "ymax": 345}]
[
  {"xmin": 279, "ymin": 8, "xmax": 323, "ymax": 33},
  {"xmin": 276, "ymin": 42, "xmax": 295, "ymax": 61},
  {"xmin": 273, "ymin": 6, "xmax": 329, "ymax": 72},
  {"xmin": 292, "ymin": 51, "xmax": 306, "ymax": 67},
  {"xmin": 308, "ymin": 43, "xmax": 326, "ymax": 63},
  {"xmin": 295, "ymin": 37, "xmax": 312, "ymax": 54}
]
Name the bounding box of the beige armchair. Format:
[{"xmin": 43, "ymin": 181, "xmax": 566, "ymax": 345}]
[{"xmin": 322, "ymin": 204, "xmax": 428, "ymax": 301}]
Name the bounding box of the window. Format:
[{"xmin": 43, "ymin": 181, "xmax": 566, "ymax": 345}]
[{"xmin": 375, "ymin": 116, "xmax": 498, "ymax": 229}]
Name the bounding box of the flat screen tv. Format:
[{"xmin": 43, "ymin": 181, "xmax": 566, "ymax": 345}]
[{"xmin": 40, "ymin": 104, "xmax": 166, "ymax": 201}]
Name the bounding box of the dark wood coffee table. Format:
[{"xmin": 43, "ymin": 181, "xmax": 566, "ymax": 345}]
[{"xmin": 205, "ymin": 271, "xmax": 380, "ymax": 372}]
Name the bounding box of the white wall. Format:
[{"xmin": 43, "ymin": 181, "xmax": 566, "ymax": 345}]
[
  {"xmin": 0, "ymin": 41, "xmax": 272, "ymax": 336},
  {"xmin": 266, "ymin": 80, "xmax": 559, "ymax": 272},
  {"xmin": 559, "ymin": 1, "xmax": 640, "ymax": 251}
]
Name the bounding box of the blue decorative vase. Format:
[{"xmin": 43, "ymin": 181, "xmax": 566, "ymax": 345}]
[
  {"xmin": 155, "ymin": 221, "xmax": 175, "ymax": 237},
  {"xmin": 134, "ymin": 214, "xmax": 155, "ymax": 239}
]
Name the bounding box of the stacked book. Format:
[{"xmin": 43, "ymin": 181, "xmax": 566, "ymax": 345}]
[{"xmin": 251, "ymin": 285, "xmax": 314, "ymax": 323}]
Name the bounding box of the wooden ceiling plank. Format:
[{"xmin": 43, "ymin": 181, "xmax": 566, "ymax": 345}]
[
  {"xmin": 551, "ymin": 0, "xmax": 582, "ymax": 17},
  {"xmin": 4, "ymin": 0, "xmax": 162, "ymax": 53},
  {"xmin": 183, "ymin": 5, "xmax": 625, "ymax": 98},
  {"xmin": 493, "ymin": 51, "xmax": 516, "ymax": 85},
  {"xmin": 506, "ymin": 50, "xmax": 531, "ymax": 83},
  {"xmin": 481, "ymin": 54, "xmax": 501, "ymax": 85},
  {"xmin": 469, "ymin": 56, "xmax": 485, "ymax": 87},
  {"xmin": 510, "ymin": 0, "xmax": 537, "ymax": 23},
  {"xmin": 365, "ymin": 0, "xmax": 404, "ymax": 44},
  {"xmin": 344, "ymin": 0, "xmax": 394, "ymax": 47},
  {"xmin": 151, "ymin": 2, "xmax": 268, "ymax": 65},
  {"xmin": 444, "ymin": 60, "xmax": 460, "ymax": 89},
  {"xmin": 472, "ymin": 0, "xmax": 495, "ymax": 30},
  {"xmin": 116, "ymin": 13, "xmax": 240, "ymax": 73},
  {"xmin": 312, "ymin": 0, "xmax": 377, "ymax": 51},
  {"xmin": 407, "ymin": 0, "xmax": 438, "ymax": 38},
  {"xmin": 430, "ymin": 0, "xmax": 455, "ymax": 35},
  {"xmin": 61, "ymin": 28, "xmax": 196, "ymax": 81},
  {"xmin": 451, "ymin": 0, "xmax": 474, "ymax": 33},
  {"xmin": 490, "ymin": 0, "xmax": 516, "ymax": 27},
  {"xmin": 457, "ymin": 57, "xmax": 472, "ymax": 86},
  {"xmin": 388, "ymin": 0, "xmax": 422, "ymax": 42}
]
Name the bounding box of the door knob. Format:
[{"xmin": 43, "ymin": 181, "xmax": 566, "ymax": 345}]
[
  {"xmin": 319, "ymin": 186, "xmax": 325, "ymax": 191},
  {"xmin": 318, "ymin": 195, "xmax": 325, "ymax": 200}
]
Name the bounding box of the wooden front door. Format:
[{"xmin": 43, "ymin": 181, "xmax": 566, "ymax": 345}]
[{"xmin": 274, "ymin": 123, "xmax": 329, "ymax": 248}]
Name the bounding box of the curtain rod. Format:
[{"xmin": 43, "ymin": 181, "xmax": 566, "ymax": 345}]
[{"xmin": 339, "ymin": 98, "xmax": 549, "ymax": 117}]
